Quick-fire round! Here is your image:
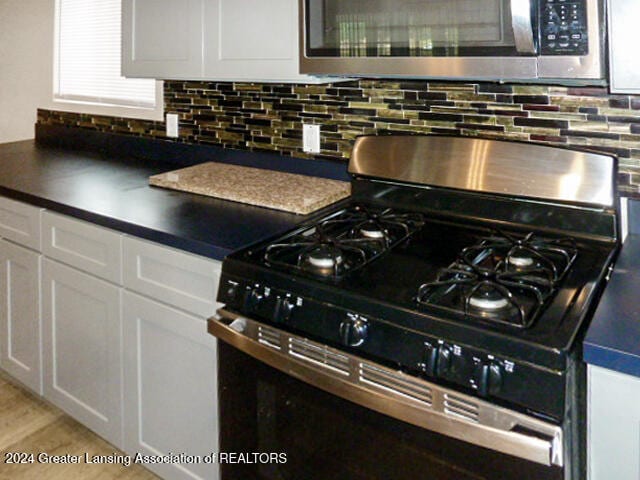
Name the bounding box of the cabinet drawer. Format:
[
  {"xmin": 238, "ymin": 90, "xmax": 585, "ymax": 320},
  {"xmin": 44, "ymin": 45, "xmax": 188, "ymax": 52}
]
[
  {"xmin": 123, "ymin": 236, "xmax": 221, "ymax": 317},
  {"xmin": 0, "ymin": 197, "xmax": 42, "ymax": 251},
  {"xmin": 42, "ymin": 212, "xmax": 122, "ymax": 284}
]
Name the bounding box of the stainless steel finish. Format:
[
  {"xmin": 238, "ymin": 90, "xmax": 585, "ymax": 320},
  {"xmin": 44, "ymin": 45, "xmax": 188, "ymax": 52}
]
[
  {"xmin": 510, "ymin": 0, "xmax": 537, "ymax": 54},
  {"xmin": 538, "ymin": 0, "xmax": 604, "ymax": 79},
  {"xmin": 349, "ymin": 135, "xmax": 615, "ymax": 208},
  {"xmin": 211, "ymin": 308, "xmax": 564, "ymax": 467},
  {"xmin": 299, "ymin": 0, "xmax": 604, "ymax": 81},
  {"xmin": 607, "ymin": 0, "xmax": 640, "ymax": 93}
]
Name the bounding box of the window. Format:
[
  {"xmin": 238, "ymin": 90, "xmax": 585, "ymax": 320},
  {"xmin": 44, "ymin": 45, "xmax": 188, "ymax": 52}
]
[{"xmin": 53, "ymin": 0, "xmax": 162, "ymax": 120}]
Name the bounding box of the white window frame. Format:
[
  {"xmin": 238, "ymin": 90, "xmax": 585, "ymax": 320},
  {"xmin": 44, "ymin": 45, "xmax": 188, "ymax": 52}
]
[{"xmin": 49, "ymin": 0, "xmax": 163, "ymax": 121}]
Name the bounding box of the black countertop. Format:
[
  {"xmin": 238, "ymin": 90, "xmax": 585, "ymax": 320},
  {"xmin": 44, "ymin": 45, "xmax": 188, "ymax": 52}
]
[
  {"xmin": 583, "ymin": 199, "xmax": 640, "ymax": 377},
  {"xmin": 0, "ymin": 137, "xmax": 348, "ymax": 260}
]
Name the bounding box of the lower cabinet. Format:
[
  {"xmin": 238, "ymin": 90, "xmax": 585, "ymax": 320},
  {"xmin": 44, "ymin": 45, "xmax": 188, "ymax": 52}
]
[
  {"xmin": 588, "ymin": 365, "xmax": 640, "ymax": 479},
  {"xmin": 42, "ymin": 258, "xmax": 123, "ymax": 447},
  {"xmin": 123, "ymin": 291, "xmax": 219, "ymax": 480},
  {"xmin": 0, "ymin": 240, "xmax": 42, "ymax": 394}
]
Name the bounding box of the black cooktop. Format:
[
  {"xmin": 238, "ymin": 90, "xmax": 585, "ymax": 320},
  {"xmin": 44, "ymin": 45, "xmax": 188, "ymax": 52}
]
[{"xmin": 230, "ymin": 202, "xmax": 612, "ymax": 347}]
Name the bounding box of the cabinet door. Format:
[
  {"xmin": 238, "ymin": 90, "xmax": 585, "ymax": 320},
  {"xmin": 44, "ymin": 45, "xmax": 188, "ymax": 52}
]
[
  {"xmin": 0, "ymin": 197, "xmax": 42, "ymax": 251},
  {"xmin": 0, "ymin": 240, "xmax": 42, "ymax": 394},
  {"xmin": 588, "ymin": 365, "xmax": 640, "ymax": 479},
  {"xmin": 122, "ymin": 0, "xmax": 205, "ymax": 79},
  {"xmin": 123, "ymin": 291, "xmax": 218, "ymax": 480},
  {"xmin": 42, "ymin": 212, "xmax": 122, "ymax": 284},
  {"xmin": 42, "ymin": 259, "xmax": 122, "ymax": 447},
  {"xmin": 123, "ymin": 236, "xmax": 221, "ymax": 318},
  {"xmin": 608, "ymin": 0, "xmax": 640, "ymax": 93},
  {"xmin": 204, "ymin": 0, "xmax": 308, "ymax": 81}
]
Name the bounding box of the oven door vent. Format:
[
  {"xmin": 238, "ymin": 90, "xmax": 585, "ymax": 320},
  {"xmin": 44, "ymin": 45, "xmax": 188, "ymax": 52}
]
[
  {"xmin": 258, "ymin": 325, "xmax": 282, "ymax": 350},
  {"xmin": 444, "ymin": 394, "xmax": 480, "ymax": 423},
  {"xmin": 289, "ymin": 338, "xmax": 350, "ymax": 375},
  {"xmin": 359, "ymin": 363, "xmax": 433, "ymax": 406}
]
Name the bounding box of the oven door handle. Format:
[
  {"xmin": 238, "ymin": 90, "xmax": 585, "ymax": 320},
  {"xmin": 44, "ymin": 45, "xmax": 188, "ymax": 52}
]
[
  {"xmin": 511, "ymin": 0, "xmax": 537, "ymax": 54},
  {"xmin": 209, "ymin": 309, "xmax": 563, "ymax": 468}
]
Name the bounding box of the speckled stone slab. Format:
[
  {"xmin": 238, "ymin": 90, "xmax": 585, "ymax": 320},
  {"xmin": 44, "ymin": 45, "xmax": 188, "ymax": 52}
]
[{"xmin": 149, "ymin": 162, "xmax": 351, "ymax": 215}]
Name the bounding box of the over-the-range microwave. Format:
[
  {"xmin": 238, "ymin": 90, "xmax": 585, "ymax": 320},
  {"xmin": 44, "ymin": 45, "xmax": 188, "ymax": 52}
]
[{"xmin": 300, "ymin": 0, "xmax": 605, "ymax": 84}]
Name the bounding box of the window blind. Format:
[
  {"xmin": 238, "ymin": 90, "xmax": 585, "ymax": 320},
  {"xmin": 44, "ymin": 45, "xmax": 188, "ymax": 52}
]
[{"xmin": 55, "ymin": 0, "xmax": 156, "ymax": 108}]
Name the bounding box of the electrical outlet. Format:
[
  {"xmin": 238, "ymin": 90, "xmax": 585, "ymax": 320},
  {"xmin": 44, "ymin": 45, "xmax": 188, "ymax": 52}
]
[
  {"xmin": 166, "ymin": 113, "xmax": 179, "ymax": 138},
  {"xmin": 303, "ymin": 124, "xmax": 321, "ymax": 153}
]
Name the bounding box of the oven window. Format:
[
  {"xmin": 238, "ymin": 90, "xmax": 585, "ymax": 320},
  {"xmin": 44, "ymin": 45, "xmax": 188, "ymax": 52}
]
[
  {"xmin": 218, "ymin": 342, "xmax": 563, "ymax": 480},
  {"xmin": 305, "ymin": 0, "xmax": 521, "ymax": 58}
]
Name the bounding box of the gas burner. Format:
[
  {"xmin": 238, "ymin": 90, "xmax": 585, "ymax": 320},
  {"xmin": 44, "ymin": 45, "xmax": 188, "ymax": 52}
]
[
  {"xmin": 468, "ymin": 283, "xmax": 511, "ymax": 310},
  {"xmin": 358, "ymin": 221, "xmax": 386, "ymax": 239},
  {"xmin": 416, "ymin": 231, "xmax": 578, "ymax": 328},
  {"xmin": 263, "ymin": 205, "xmax": 424, "ymax": 279},
  {"xmin": 301, "ymin": 245, "xmax": 345, "ymax": 276}
]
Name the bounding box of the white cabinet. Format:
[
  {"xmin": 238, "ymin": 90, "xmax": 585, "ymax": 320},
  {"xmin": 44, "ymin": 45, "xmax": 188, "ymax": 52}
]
[
  {"xmin": 42, "ymin": 259, "xmax": 123, "ymax": 447},
  {"xmin": 0, "ymin": 240, "xmax": 42, "ymax": 394},
  {"xmin": 123, "ymin": 236, "xmax": 221, "ymax": 318},
  {"xmin": 122, "ymin": 0, "xmax": 206, "ymax": 79},
  {"xmin": 204, "ymin": 0, "xmax": 310, "ymax": 82},
  {"xmin": 123, "ymin": 0, "xmax": 333, "ymax": 83},
  {"xmin": 122, "ymin": 236, "xmax": 221, "ymax": 480},
  {"xmin": 123, "ymin": 291, "xmax": 218, "ymax": 480},
  {"xmin": 0, "ymin": 196, "xmax": 42, "ymax": 251},
  {"xmin": 588, "ymin": 365, "xmax": 640, "ymax": 479},
  {"xmin": 42, "ymin": 212, "xmax": 123, "ymax": 284},
  {"xmin": 0, "ymin": 194, "xmax": 223, "ymax": 480},
  {"xmin": 608, "ymin": 0, "xmax": 640, "ymax": 93}
]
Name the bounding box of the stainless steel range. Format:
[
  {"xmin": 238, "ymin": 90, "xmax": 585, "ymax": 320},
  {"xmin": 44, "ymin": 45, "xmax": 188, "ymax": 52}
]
[{"xmin": 208, "ymin": 135, "xmax": 619, "ymax": 480}]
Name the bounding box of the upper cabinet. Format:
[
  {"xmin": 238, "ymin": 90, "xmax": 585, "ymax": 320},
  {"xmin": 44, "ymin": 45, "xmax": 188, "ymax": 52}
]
[
  {"xmin": 608, "ymin": 0, "xmax": 640, "ymax": 93},
  {"xmin": 122, "ymin": 0, "xmax": 205, "ymax": 79},
  {"xmin": 122, "ymin": 0, "xmax": 335, "ymax": 83}
]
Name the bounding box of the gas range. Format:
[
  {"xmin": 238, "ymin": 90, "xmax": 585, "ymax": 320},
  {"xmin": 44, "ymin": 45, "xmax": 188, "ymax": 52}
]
[{"xmin": 210, "ymin": 135, "xmax": 619, "ymax": 475}]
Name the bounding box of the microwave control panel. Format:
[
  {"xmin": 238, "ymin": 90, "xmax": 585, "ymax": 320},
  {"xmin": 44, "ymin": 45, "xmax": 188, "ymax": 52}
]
[{"xmin": 539, "ymin": 0, "xmax": 589, "ymax": 55}]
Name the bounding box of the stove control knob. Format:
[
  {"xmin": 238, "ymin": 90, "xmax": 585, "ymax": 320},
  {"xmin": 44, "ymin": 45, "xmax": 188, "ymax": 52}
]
[
  {"xmin": 436, "ymin": 346, "xmax": 452, "ymax": 377},
  {"xmin": 420, "ymin": 343, "xmax": 452, "ymax": 378},
  {"xmin": 474, "ymin": 361, "xmax": 503, "ymax": 397},
  {"xmin": 339, "ymin": 316, "xmax": 368, "ymax": 347},
  {"xmin": 274, "ymin": 296, "xmax": 295, "ymax": 322},
  {"xmin": 244, "ymin": 288, "xmax": 264, "ymax": 311},
  {"xmin": 420, "ymin": 344, "xmax": 439, "ymax": 377}
]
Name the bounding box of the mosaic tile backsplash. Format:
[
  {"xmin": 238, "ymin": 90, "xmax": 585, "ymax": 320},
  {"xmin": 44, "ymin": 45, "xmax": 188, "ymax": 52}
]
[{"xmin": 38, "ymin": 79, "xmax": 640, "ymax": 194}]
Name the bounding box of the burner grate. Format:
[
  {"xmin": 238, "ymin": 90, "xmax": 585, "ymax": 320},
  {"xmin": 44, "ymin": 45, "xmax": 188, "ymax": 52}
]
[
  {"xmin": 417, "ymin": 231, "xmax": 578, "ymax": 328},
  {"xmin": 264, "ymin": 205, "xmax": 424, "ymax": 279}
]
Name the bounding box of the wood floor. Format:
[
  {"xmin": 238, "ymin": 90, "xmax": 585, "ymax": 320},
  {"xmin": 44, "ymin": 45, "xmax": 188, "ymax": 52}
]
[{"xmin": 0, "ymin": 373, "xmax": 158, "ymax": 479}]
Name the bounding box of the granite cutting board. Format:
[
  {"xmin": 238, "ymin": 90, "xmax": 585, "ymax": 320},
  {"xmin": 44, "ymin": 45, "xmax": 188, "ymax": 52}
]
[{"xmin": 149, "ymin": 162, "xmax": 351, "ymax": 215}]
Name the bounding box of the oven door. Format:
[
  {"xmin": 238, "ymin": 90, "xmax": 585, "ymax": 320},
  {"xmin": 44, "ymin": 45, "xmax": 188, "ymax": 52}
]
[{"xmin": 210, "ymin": 310, "xmax": 565, "ymax": 480}]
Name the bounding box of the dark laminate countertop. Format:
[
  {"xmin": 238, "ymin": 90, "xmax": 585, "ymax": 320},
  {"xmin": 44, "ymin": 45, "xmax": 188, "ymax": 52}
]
[
  {"xmin": 584, "ymin": 231, "xmax": 640, "ymax": 377},
  {"xmin": 0, "ymin": 138, "xmax": 348, "ymax": 260}
]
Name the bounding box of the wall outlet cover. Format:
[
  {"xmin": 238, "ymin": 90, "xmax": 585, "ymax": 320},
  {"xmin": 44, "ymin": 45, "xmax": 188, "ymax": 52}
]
[
  {"xmin": 166, "ymin": 113, "xmax": 179, "ymax": 138},
  {"xmin": 303, "ymin": 124, "xmax": 321, "ymax": 153}
]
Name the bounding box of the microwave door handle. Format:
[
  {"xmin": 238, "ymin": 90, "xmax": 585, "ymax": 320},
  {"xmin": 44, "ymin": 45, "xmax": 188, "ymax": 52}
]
[{"xmin": 510, "ymin": 0, "xmax": 537, "ymax": 54}]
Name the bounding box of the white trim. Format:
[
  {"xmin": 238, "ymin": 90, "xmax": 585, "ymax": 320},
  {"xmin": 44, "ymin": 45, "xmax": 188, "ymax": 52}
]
[{"xmin": 48, "ymin": 81, "xmax": 164, "ymax": 122}]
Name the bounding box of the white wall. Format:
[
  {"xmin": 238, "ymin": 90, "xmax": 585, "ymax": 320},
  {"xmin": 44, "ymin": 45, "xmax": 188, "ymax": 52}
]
[{"xmin": 0, "ymin": 0, "xmax": 54, "ymax": 143}]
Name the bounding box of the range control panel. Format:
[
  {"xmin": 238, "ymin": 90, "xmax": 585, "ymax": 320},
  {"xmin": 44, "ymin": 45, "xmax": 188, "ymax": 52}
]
[{"xmin": 540, "ymin": 0, "xmax": 589, "ymax": 55}]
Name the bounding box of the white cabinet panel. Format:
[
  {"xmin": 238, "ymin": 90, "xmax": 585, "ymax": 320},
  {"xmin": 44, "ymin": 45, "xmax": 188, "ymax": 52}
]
[
  {"xmin": 0, "ymin": 197, "xmax": 42, "ymax": 251},
  {"xmin": 205, "ymin": 0, "xmax": 312, "ymax": 81},
  {"xmin": 42, "ymin": 259, "xmax": 122, "ymax": 447},
  {"xmin": 0, "ymin": 240, "xmax": 42, "ymax": 394},
  {"xmin": 588, "ymin": 365, "xmax": 640, "ymax": 479},
  {"xmin": 42, "ymin": 212, "xmax": 122, "ymax": 284},
  {"xmin": 219, "ymin": 0, "xmax": 294, "ymax": 60},
  {"xmin": 122, "ymin": 0, "xmax": 205, "ymax": 78},
  {"xmin": 608, "ymin": 0, "xmax": 640, "ymax": 93},
  {"xmin": 123, "ymin": 0, "xmax": 335, "ymax": 82},
  {"xmin": 123, "ymin": 236, "xmax": 221, "ymax": 317},
  {"xmin": 123, "ymin": 291, "xmax": 218, "ymax": 480}
]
